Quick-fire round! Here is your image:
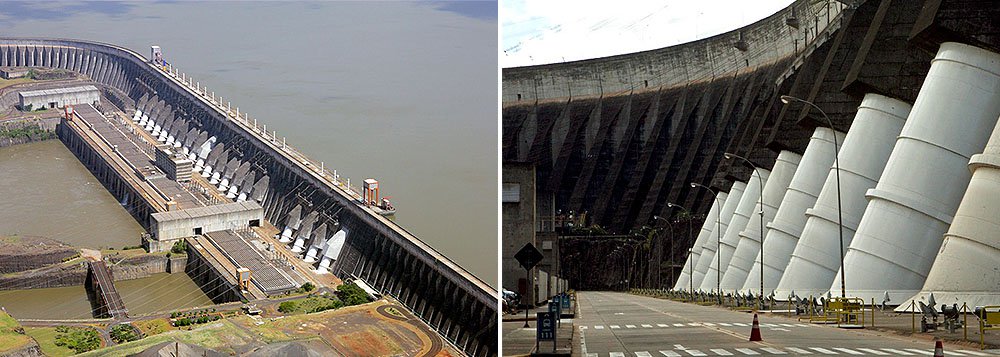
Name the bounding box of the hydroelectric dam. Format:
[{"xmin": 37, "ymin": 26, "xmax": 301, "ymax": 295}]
[
  {"xmin": 503, "ymin": 0, "xmax": 1000, "ymax": 310},
  {"xmin": 1, "ymin": 37, "xmax": 496, "ymax": 357}
]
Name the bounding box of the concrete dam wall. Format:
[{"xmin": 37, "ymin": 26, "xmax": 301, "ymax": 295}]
[
  {"xmin": 503, "ymin": 0, "xmax": 1000, "ymax": 307},
  {"xmin": 0, "ymin": 37, "xmax": 496, "ymax": 356}
]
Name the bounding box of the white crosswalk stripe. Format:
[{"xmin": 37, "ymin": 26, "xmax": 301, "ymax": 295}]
[
  {"xmin": 585, "ymin": 354, "xmax": 597, "ymax": 357},
  {"xmin": 734, "ymin": 348, "xmax": 759, "ymax": 355},
  {"xmin": 682, "ymin": 350, "xmax": 706, "ymax": 356},
  {"xmin": 946, "ymin": 351, "xmax": 971, "ymax": 356},
  {"xmin": 611, "ymin": 325, "xmax": 620, "ymax": 329},
  {"xmin": 904, "ymin": 348, "xmax": 935, "ymax": 355},
  {"xmin": 856, "ymin": 348, "xmax": 889, "ymax": 355},
  {"xmin": 808, "ymin": 347, "xmax": 838, "ymax": 354},
  {"xmin": 702, "ymin": 322, "xmax": 716, "ymax": 326},
  {"xmin": 780, "ymin": 323, "xmax": 796, "ymax": 327},
  {"xmin": 718, "ymin": 323, "xmax": 732, "ymax": 326},
  {"xmin": 881, "ymin": 348, "xmax": 915, "ymax": 355},
  {"xmin": 687, "ymin": 323, "xmax": 701, "ymax": 326},
  {"xmin": 642, "ymin": 324, "xmax": 653, "ymax": 328},
  {"xmin": 957, "ymin": 350, "xmax": 992, "ymax": 356},
  {"xmin": 626, "ymin": 324, "xmax": 637, "ymax": 328},
  {"xmin": 658, "ymin": 351, "xmax": 681, "ymax": 357},
  {"xmin": 709, "ymin": 348, "xmax": 733, "ymax": 355},
  {"xmin": 657, "ymin": 323, "xmax": 670, "ymax": 327},
  {"xmin": 732, "ymin": 323, "xmax": 748, "ymax": 327},
  {"xmin": 796, "ymin": 324, "xmax": 812, "ymax": 327},
  {"xmin": 786, "ymin": 347, "xmax": 813, "ymax": 354},
  {"xmin": 761, "ymin": 347, "xmax": 787, "ymax": 354},
  {"xmin": 595, "ymin": 325, "xmax": 605, "ymax": 329},
  {"xmin": 635, "ymin": 351, "xmax": 653, "ymax": 357},
  {"xmin": 673, "ymin": 323, "xmax": 686, "ymax": 327},
  {"xmin": 833, "ymin": 347, "xmax": 864, "ymax": 355},
  {"xmin": 610, "ymin": 352, "xmax": 625, "ymax": 357}
]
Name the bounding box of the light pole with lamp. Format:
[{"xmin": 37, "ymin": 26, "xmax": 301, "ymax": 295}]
[
  {"xmin": 651, "ymin": 216, "xmax": 673, "ymax": 289},
  {"xmin": 667, "ymin": 202, "xmax": 694, "ymax": 292},
  {"xmin": 690, "ymin": 182, "xmax": 724, "ymax": 301},
  {"xmin": 780, "ymin": 95, "xmax": 845, "ymax": 298},
  {"xmin": 724, "ymin": 152, "xmax": 765, "ymax": 302}
]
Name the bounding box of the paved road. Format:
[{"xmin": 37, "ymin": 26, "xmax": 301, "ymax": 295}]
[{"xmin": 573, "ymin": 291, "xmax": 998, "ymax": 357}]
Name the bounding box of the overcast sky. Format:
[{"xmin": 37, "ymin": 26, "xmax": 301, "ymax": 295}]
[{"xmin": 501, "ymin": 0, "xmax": 794, "ymax": 68}]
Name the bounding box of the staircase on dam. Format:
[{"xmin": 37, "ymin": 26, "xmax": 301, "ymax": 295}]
[{"xmin": 86, "ymin": 260, "xmax": 128, "ymax": 319}]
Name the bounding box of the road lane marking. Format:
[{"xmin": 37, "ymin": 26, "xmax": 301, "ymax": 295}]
[
  {"xmin": 595, "ymin": 325, "xmax": 605, "ymax": 329},
  {"xmin": 585, "ymin": 354, "xmax": 597, "ymax": 357},
  {"xmin": 657, "ymin": 323, "xmax": 669, "ymax": 327},
  {"xmin": 683, "ymin": 350, "xmax": 706, "ymax": 356},
  {"xmin": 709, "ymin": 348, "xmax": 733, "ymax": 355},
  {"xmin": 786, "ymin": 347, "xmax": 812, "ymax": 354},
  {"xmin": 856, "ymin": 348, "xmax": 889, "ymax": 355},
  {"xmin": 611, "ymin": 352, "xmax": 626, "ymax": 357},
  {"xmin": 946, "ymin": 351, "xmax": 971, "ymax": 356},
  {"xmin": 732, "ymin": 323, "xmax": 748, "ymax": 327},
  {"xmin": 957, "ymin": 351, "xmax": 992, "ymax": 356},
  {"xmin": 881, "ymin": 348, "xmax": 914, "ymax": 355},
  {"xmin": 796, "ymin": 324, "xmax": 811, "ymax": 327},
  {"xmin": 702, "ymin": 322, "xmax": 715, "ymax": 326},
  {"xmin": 771, "ymin": 328, "xmax": 790, "ymax": 331},
  {"xmin": 658, "ymin": 351, "xmax": 681, "ymax": 357},
  {"xmin": 904, "ymin": 348, "xmax": 935, "ymax": 355},
  {"xmin": 761, "ymin": 347, "xmax": 787, "ymax": 354},
  {"xmin": 780, "ymin": 323, "xmax": 796, "ymax": 327},
  {"xmin": 687, "ymin": 323, "xmax": 701, "ymax": 326},
  {"xmin": 735, "ymin": 348, "xmax": 759, "ymax": 355},
  {"xmin": 673, "ymin": 323, "xmax": 685, "ymax": 327},
  {"xmin": 626, "ymin": 324, "xmax": 637, "ymax": 328},
  {"xmin": 808, "ymin": 347, "xmax": 838, "ymax": 354},
  {"xmin": 635, "ymin": 352, "xmax": 653, "ymax": 357},
  {"xmin": 833, "ymin": 348, "xmax": 863, "ymax": 355},
  {"xmin": 611, "ymin": 325, "xmax": 620, "ymax": 329},
  {"xmin": 641, "ymin": 324, "xmax": 653, "ymax": 328},
  {"xmin": 580, "ymin": 326, "xmax": 588, "ymax": 329},
  {"xmin": 718, "ymin": 323, "xmax": 732, "ymax": 326}
]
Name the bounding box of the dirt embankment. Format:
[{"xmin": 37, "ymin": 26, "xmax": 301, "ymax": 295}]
[{"xmin": 0, "ymin": 236, "xmax": 78, "ymax": 275}]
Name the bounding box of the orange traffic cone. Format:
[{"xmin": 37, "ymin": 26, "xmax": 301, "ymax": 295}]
[
  {"xmin": 749, "ymin": 313, "xmax": 762, "ymax": 341},
  {"xmin": 933, "ymin": 340, "xmax": 944, "ymax": 357}
]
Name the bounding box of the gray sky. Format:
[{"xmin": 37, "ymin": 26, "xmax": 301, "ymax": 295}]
[{"xmin": 502, "ymin": 0, "xmax": 794, "ymax": 67}]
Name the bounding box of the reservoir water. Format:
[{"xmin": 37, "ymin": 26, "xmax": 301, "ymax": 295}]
[{"xmin": 0, "ymin": 2, "xmax": 497, "ymax": 286}]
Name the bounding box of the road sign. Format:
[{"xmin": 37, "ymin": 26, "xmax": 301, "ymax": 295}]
[
  {"xmin": 561, "ymin": 294, "xmax": 570, "ymax": 309},
  {"xmin": 536, "ymin": 312, "xmax": 555, "ymax": 341},
  {"xmin": 515, "ymin": 243, "xmax": 544, "ymax": 270}
]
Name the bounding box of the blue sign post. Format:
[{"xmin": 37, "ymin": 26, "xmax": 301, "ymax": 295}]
[
  {"xmin": 549, "ymin": 301, "xmax": 561, "ymax": 327},
  {"xmin": 561, "ymin": 293, "xmax": 570, "ymax": 310},
  {"xmin": 536, "ymin": 312, "xmax": 556, "ymax": 353}
]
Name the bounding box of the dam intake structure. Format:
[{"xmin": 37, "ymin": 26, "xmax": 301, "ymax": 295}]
[
  {"xmin": 1, "ymin": 37, "xmax": 496, "ymax": 356},
  {"xmin": 503, "ymin": 0, "xmax": 1000, "ymax": 310}
]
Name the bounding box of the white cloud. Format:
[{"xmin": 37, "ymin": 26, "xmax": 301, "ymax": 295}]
[{"xmin": 502, "ymin": 0, "xmax": 794, "ymax": 68}]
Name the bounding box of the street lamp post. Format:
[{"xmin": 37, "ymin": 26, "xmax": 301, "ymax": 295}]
[
  {"xmin": 690, "ymin": 183, "xmax": 723, "ymax": 301},
  {"xmin": 663, "ymin": 203, "xmax": 691, "ymax": 291},
  {"xmin": 724, "ymin": 152, "xmax": 765, "ymax": 301},
  {"xmin": 652, "ymin": 216, "xmax": 673, "ymax": 289},
  {"xmin": 780, "ymin": 95, "xmax": 845, "ymax": 298}
]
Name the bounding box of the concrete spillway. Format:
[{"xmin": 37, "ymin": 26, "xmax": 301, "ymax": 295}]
[
  {"xmin": 901, "ymin": 114, "xmax": 1000, "ymax": 309},
  {"xmin": 774, "ymin": 95, "xmax": 908, "ymax": 299},
  {"xmin": 744, "ymin": 127, "xmax": 844, "ymax": 296},
  {"xmin": 703, "ymin": 169, "xmax": 770, "ymax": 293},
  {"xmin": 674, "ymin": 191, "xmax": 728, "ymax": 291},
  {"xmin": 721, "ymin": 151, "xmax": 800, "ymax": 293},
  {"xmin": 692, "ymin": 182, "xmax": 744, "ymax": 291},
  {"xmin": 835, "ymin": 42, "xmax": 1000, "ymax": 302}
]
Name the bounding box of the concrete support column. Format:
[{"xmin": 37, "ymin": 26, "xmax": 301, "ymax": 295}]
[
  {"xmin": 902, "ymin": 113, "xmax": 1000, "ymax": 308},
  {"xmin": 722, "ymin": 150, "xmax": 801, "ymax": 292},
  {"xmin": 774, "ymin": 95, "xmax": 908, "ymax": 299},
  {"xmin": 701, "ymin": 168, "xmax": 771, "ymax": 292},
  {"xmin": 744, "ymin": 127, "xmax": 845, "ymax": 296},
  {"xmin": 692, "ymin": 182, "xmax": 744, "ymax": 290},
  {"xmin": 674, "ymin": 191, "xmax": 728, "ymax": 291},
  {"xmin": 835, "ymin": 43, "xmax": 1000, "ymax": 302}
]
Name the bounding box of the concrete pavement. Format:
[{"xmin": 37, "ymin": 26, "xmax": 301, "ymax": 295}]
[{"xmin": 572, "ymin": 291, "xmax": 999, "ymax": 356}]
